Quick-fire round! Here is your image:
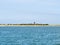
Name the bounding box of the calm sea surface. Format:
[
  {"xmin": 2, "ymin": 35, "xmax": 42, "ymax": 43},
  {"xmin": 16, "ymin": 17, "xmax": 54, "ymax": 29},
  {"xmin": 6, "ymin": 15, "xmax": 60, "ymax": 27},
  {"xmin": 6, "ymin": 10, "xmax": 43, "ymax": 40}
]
[{"xmin": 0, "ymin": 26, "xmax": 60, "ymax": 45}]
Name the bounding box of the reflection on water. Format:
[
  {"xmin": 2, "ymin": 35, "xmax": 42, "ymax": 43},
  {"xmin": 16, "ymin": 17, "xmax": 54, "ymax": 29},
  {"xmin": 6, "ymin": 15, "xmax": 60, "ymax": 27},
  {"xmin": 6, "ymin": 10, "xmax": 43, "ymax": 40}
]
[{"xmin": 0, "ymin": 26, "xmax": 60, "ymax": 45}]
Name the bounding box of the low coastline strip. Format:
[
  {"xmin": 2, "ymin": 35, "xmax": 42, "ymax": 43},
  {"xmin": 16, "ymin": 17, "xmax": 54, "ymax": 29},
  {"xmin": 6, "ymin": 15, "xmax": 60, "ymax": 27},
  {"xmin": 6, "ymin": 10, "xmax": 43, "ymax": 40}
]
[
  {"xmin": 0, "ymin": 24, "xmax": 60, "ymax": 26},
  {"xmin": 0, "ymin": 24, "xmax": 49, "ymax": 26}
]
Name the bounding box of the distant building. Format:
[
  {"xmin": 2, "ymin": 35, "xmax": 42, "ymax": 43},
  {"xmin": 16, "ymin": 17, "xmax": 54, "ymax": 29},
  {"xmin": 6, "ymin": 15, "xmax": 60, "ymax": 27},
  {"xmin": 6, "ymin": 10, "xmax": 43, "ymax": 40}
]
[{"xmin": 34, "ymin": 22, "xmax": 35, "ymax": 24}]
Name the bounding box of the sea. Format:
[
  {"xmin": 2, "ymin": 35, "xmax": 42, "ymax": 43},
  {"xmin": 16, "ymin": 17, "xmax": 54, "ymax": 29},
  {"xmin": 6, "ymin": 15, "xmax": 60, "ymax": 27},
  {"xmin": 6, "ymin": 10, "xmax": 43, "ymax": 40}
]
[{"xmin": 0, "ymin": 26, "xmax": 60, "ymax": 45}]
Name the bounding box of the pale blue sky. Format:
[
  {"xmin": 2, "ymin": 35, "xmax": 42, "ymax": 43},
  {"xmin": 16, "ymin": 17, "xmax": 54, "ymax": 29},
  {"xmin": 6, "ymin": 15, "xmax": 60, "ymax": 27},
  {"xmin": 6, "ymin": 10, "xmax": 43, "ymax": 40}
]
[{"xmin": 0, "ymin": 0, "xmax": 60, "ymax": 24}]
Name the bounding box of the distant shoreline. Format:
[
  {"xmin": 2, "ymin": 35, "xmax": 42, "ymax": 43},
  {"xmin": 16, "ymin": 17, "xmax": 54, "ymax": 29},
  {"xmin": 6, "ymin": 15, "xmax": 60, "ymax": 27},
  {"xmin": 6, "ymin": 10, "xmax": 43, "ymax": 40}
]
[
  {"xmin": 0, "ymin": 24, "xmax": 48, "ymax": 26},
  {"xmin": 0, "ymin": 24, "xmax": 60, "ymax": 26}
]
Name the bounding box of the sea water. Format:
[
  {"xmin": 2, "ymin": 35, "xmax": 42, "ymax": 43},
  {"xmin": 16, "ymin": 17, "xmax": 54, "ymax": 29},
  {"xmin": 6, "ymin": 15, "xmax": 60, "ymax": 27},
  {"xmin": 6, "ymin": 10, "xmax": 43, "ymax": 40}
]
[{"xmin": 0, "ymin": 26, "xmax": 60, "ymax": 45}]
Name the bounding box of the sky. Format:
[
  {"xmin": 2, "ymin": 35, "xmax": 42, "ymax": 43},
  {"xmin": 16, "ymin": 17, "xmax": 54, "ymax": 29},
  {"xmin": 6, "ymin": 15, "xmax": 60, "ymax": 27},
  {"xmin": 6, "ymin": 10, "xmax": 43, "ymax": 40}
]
[{"xmin": 0, "ymin": 0, "xmax": 60, "ymax": 24}]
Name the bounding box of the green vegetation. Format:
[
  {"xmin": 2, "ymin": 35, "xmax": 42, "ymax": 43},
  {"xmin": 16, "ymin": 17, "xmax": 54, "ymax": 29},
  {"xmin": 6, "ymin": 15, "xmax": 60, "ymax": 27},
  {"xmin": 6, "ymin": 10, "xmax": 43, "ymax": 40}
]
[
  {"xmin": 0, "ymin": 24, "xmax": 48, "ymax": 25},
  {"xmin": 0, "ymin": 24, "xmax": 49, "ymax": 26}
]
